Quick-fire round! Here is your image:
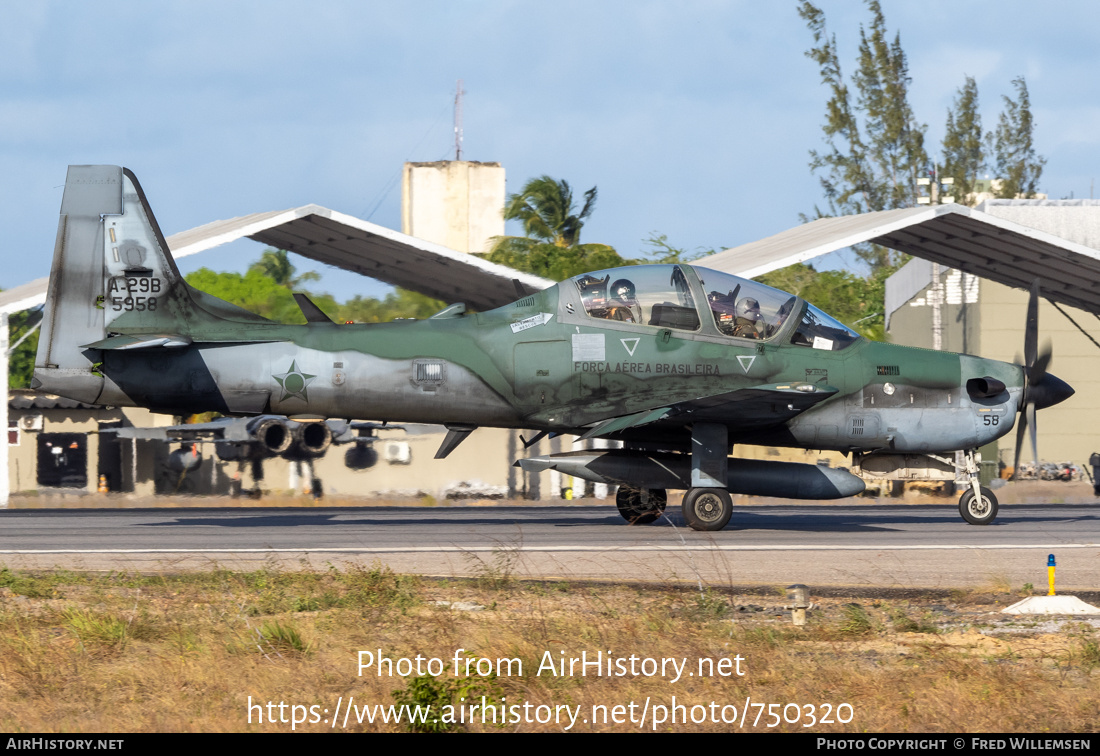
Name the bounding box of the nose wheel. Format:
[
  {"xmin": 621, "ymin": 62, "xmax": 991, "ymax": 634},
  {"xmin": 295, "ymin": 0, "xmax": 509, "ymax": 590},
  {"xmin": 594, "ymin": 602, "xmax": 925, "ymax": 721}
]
[
  {"xmin": 958, "ymin": 449, "xmax": 999, "ymax": 525},
  {"xmin": 682, "ymin": 488, "xmax": 733, "ymax": 531},
  {"xmin": 959, "ymin": 486, "xmax": 998, "ymax": 525},
  {"xmin": 615, "ymin": 487, "xmax": 667, "ymax": 524}
]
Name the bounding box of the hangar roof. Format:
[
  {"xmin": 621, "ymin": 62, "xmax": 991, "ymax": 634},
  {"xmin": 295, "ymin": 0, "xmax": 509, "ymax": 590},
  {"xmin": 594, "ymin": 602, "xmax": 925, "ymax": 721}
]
[
  {"xmin": 705, "ymin": 204, "xmax": 1100, "ymax": 314},
  {"xmin": 8, "ymin": 200, "xmax": 1100, "ymax": 317},
  {"xmin": 0, "ymin": 205, "xmax": 553, "ymax": 316}
]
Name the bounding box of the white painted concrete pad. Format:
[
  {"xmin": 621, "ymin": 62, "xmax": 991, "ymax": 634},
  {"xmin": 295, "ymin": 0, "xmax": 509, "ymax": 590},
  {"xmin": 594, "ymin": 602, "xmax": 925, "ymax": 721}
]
[{"xmin": 1003, "ymin": 595, "xmax": 1100, "ymax": 615}]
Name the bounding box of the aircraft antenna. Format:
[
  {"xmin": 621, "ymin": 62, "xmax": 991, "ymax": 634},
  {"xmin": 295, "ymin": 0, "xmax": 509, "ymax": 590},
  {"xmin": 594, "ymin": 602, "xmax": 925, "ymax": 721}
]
[{"xmin": 454, "ymin": 79, "xmax": 465, "ymax": 161}]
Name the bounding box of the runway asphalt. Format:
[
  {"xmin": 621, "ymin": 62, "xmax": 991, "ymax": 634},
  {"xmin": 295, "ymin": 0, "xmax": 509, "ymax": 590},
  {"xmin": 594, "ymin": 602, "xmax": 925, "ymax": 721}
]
[{"xmin": 2, "ymin": 498, "xmax": 1098, "ymax": 590}]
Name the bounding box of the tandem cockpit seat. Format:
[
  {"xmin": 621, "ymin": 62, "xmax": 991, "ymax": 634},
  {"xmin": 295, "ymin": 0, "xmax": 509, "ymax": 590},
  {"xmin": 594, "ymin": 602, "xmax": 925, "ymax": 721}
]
[{"xmin": 648, "ymin": 302, "xmax": 700, "ymax": 330}]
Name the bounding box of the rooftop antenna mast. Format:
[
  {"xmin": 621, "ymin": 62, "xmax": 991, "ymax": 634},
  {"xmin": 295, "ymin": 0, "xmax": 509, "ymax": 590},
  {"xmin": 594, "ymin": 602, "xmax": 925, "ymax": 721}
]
[{"xmin": 454, "ymin": 79, "xmax": 465, "ymax": 161}]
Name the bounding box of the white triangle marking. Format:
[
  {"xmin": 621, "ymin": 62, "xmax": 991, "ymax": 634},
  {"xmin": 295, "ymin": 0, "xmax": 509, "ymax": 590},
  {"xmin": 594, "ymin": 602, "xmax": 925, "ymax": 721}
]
[
  {"xmin": 621, "ymin": 338, "xmax": 640, "ymax": 356},
  {"xmin": 737, "ymin": 355, "xmax": 756, "ymax": 373}
]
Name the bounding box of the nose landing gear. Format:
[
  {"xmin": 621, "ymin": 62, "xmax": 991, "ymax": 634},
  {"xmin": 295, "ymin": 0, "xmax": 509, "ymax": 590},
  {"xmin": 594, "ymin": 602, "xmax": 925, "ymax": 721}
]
[{"xmin": 959, "ymin": 449, "xmax": 998, "ymax": 525}]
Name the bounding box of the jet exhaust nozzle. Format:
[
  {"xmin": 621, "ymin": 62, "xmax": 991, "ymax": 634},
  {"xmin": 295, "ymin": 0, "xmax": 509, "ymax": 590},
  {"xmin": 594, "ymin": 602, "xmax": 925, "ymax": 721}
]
[
  {"xmin": 294, "ymin": 421, "xmax": 333, "ymax": 456},
  {"xmin": 248, "ymin": 417, "xmax": 293, "ymax": 455}
]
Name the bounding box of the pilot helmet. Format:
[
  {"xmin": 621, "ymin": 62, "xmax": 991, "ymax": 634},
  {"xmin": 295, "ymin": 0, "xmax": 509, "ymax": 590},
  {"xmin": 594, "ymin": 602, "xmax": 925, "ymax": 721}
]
[
  {"xmin": 610, "ymin": 278, "xmax": 636, "ymax": 302},
  {"xmin": 575, "ymin": 274, "xmax": 609, "ymax": 299},
  {"xmin": 736, "ymin": 297, "xmax": 762, "ymax": 319}
]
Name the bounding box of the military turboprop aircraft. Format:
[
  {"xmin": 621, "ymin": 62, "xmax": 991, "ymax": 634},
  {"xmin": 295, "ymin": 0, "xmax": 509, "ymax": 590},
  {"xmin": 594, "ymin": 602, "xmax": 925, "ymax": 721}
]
[{"xmin": 33, "ymin": 166, "xmax": 1074, "ymax": 530}]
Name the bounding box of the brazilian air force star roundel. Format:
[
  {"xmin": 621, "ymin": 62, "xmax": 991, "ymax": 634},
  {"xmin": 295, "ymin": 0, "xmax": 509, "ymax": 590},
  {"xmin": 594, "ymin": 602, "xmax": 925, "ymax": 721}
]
[{"xmin": 273, "ymin": 360, "xmax": 316, "ymax": 402}]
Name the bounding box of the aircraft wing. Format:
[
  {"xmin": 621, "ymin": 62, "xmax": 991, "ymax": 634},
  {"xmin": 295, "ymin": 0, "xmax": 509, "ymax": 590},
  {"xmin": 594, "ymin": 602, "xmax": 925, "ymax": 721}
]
[
  {"xmin": 107, "ymin": 417, "xmax": 270, "ymax": 443},
  {"xmin": 577, "ymin": 383, "xmax": 839, "ymax": 441},
  {"xmin": 104, "ymin": 416, "xmax": 401, "ymax": 445}
]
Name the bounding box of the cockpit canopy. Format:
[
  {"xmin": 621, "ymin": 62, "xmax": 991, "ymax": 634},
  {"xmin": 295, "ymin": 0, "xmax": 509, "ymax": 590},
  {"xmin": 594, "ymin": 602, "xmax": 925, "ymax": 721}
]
[{"xmin": 568, "ymin": 264, "xmax": 860, "ymax": 351}]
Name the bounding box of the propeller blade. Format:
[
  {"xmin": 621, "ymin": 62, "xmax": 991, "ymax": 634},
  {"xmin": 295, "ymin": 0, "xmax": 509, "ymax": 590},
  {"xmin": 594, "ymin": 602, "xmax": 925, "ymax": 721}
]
[
  {"xmin": 1024, "ymin": 279, "xmax": 1040, "ymax": 369},
  {"xmin": 1027, "ymin": 402, "xmax": 1038, "ymax": 468},
  {"xmin": 1029, "ymin": 341, "xmax": 1052, "ymax": 385}
]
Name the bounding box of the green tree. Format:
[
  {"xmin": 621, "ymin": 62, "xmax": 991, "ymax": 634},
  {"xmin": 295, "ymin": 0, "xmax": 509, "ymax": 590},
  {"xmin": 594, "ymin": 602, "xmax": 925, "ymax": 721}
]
[
  {"xmin": 337, "ymin": 289, "xmax": 445, "ymax": 323},
  {"xmin": 251, "ymin": 249, "xmax": 321, "ymax": 289},
  {"xmin": 504, "ymin": 175, "xmax": 596, "ymax": 247},
  {"xmin": 640, "ymin": 232, "xmax": 720, "ymax": 264},
  {"xmin": 186, "ymin": 264, "xmax": 443, "ymax": 325},
  {"xmin": 7, "ymin": 311, "xmax": 41, "ymax": 388},
  {"xmin": 756, "ymin": 263, "xmax": 886, "ymax": 341},
  {"xmin": 850, "ymin": 1, "xmax": 927, "ymax": 213},
  {"xmin": 485, "ymin": 176, "xmax": 628, "ymax": 280},
  {"xmin": 941, "ymin": 76, "xmax": 985, "ymax": 205},
  {"xmin": 799, "ymin": 0, "xmax": 927, "ymax": 274},
  {"xmin": 990, "ymin": 77, "xmax": 1046, "ymax": 199},
  {"xmin": 184, "ymin": 267, "xmax": 340, "ymax": 324}
]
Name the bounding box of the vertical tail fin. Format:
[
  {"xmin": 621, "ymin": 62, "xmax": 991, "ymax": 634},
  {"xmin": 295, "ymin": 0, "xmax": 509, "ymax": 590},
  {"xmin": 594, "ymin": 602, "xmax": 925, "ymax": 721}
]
[{"xmin": 34, "ymin": 166, "xmax": 271, "ymax": 404}]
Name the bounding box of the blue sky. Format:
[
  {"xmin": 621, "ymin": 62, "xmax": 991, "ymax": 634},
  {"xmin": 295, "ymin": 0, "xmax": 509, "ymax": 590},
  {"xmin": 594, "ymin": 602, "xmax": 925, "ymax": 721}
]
[{"xmin": 4, "ymin": 1, "xmax": 1100, "ymax": 301}]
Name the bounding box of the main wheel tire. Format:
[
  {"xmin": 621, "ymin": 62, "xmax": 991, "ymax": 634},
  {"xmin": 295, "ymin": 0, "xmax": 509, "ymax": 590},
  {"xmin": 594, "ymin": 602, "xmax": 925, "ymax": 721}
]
[
  {"xmin": 682, "ymin": 488, "xmax": 733, "ymax": 531},
  {"xmin": 615, "ymin": 487, "xmax": 667, "ymax": 525},
  {"xmin": 959, "ymin": 486, "xmax": 999, "ymax": 525}
]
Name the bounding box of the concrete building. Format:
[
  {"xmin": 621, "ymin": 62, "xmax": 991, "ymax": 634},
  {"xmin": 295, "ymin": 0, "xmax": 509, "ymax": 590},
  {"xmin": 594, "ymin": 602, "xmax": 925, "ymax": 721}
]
[
  {"xmin": 8, "ymin": 391, "xmax": 167, "ymax": 495},
  {"xmin": 401, "ymin": 161, "xmax": 506, "ymax": 255}
]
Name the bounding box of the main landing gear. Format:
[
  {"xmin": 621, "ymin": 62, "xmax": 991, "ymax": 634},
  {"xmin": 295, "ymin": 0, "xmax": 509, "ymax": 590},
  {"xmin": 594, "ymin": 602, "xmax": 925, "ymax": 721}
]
[
  {"xmin": 615, "ymin": 422, "xmax": 735, "ymax": 531},
  {"xmin": 613, "ymin": 486, "xmax": 734, "ymax": 531},
  {"xmin": 681, "ymin": 488, "xmax": 733, "ymax": 531},
  {"xmin": 615, "ymin": 487, "xmax": 667, "ymax": 524},
  {"xmin": 958, "ymin": 449, "xmax": 999, "ymax": 525}
]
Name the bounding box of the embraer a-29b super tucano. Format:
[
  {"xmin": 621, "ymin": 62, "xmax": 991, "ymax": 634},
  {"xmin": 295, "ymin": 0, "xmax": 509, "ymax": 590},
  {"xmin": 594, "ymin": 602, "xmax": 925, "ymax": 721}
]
[{"xmin": 33, "ymin": 166, "xmax": 1074, "ymax": 530}]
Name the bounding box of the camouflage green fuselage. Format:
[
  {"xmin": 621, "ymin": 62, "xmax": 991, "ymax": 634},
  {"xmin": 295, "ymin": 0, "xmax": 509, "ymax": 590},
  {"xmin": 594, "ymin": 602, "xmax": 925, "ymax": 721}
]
[{"xmin": 95, "ymin": 268, "xmax": 1023, "ymax": 456}]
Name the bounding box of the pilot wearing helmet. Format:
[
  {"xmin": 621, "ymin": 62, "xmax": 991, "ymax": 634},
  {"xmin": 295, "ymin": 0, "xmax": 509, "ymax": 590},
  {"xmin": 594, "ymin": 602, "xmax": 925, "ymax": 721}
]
[
  {"xmin": 606, "ymin": 278, "xmax": 642, "ymax": 323},
  {"xmin": 732, "ymin": 297, "xmax": 766, "ymax": 339},
  {"xmin": 575, "ymin": 274, "xmax": 611, "ymax": 317},
  {"xmin": 708, "ymin": 289, "xmax": 738, "ymax": 334}
]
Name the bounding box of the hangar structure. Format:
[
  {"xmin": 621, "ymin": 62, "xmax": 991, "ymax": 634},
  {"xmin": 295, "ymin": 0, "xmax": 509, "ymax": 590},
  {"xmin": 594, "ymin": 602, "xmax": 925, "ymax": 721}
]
[
  {"xmin": 706, "ymin": 202, "xmax": 1100, "ymax": 314},
  {"xmin": 8, "ymin": 197, "xmax": 1098, "ymax": 317}
]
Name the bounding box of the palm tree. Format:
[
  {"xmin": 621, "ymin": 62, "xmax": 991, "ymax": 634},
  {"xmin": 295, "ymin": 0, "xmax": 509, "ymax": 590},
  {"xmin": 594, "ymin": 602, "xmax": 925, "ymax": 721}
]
[
  {"xmin": 486, "ymin": 176, "xmax": 626, "ymax": 280},
  {"xmin": 504, "ymin": 176, "xmax": 597, "ymax": 247},
  {"xmin": 251, "ymin": 249, "xmax": 321, "ymax": 290}
]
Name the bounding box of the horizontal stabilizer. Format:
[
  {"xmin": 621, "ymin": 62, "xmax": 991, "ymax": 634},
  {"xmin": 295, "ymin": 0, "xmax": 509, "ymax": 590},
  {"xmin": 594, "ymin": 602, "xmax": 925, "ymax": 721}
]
[{"xmin": 83, "ymin": 334, "xmax": 193, "ymax": 350}]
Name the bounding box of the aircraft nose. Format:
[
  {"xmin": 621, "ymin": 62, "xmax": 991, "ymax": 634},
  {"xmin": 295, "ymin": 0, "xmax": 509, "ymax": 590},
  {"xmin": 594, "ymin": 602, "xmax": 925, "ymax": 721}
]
[{"xmin": 1030, "ymin": 372, "xmax": 1074, "ymax": 410}]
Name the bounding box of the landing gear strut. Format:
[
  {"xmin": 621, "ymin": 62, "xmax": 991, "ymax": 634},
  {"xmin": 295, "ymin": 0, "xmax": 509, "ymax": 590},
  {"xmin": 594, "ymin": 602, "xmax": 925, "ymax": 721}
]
[
  {"xmin": 958, "ymin": 449, "xmax": 998, "ymax": 525},
  {"xmin": 679, "ymin": 423, "xmax": 734, "ymax": 531},
  {"xmin": 615, "ymin": 487, "xmax": 667, "ymax": 524}
]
